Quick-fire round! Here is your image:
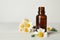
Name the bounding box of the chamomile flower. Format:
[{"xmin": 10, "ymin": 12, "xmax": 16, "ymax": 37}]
[
  {"xmin": 19, "ymin": 23, "xmax": 24, "ymax": 32},
  {"xmin": 23, "ymin": 26, "xmax": 33, "ymax": 33},
  {"xmin": 24, "ymin": 18, "xmax": 30, "ymax": 22},
  {"xmin": 37, "ymin": 28, "xmax": 45, "ymax": 38},
  {"xmin": 23, "ymin": 18, "xmax": 30, "ymax": 24},
  {"xmin": 25, "ymin": 23, "xmax": 31, "ymax": 28},
  {"xmin": 24, "ymin": 28, "xmax": 29, "ymax": 32},
  {"xmin": 47, "ymin": 26, "xmax": 52, "ymax": 32},
  {"xmin": 32, "ymin": 28, "xmax": 47, "ymax": 38},
  {"xmin": 20, "ymin": 23, "xmax": 24, "ymax": 29}
]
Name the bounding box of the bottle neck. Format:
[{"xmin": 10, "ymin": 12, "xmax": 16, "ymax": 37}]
[
  {"xmin": 38, "ymin": 7, "xmax": 45, "ymax": 15},
  {"xmin": 38, "ymin": 10, "xmax": 45, "ymax": 15}
]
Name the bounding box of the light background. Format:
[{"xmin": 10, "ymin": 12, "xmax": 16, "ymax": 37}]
[
  {"xmin": 0, "ymin": 0, "xmax": 60, "ymax": 24},
  {"xmin": 0, "ymin": 0, "xmax": 60, "ymax": 40}
]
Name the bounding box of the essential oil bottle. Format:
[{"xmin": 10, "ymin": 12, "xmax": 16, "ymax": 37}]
[{"xmin": 36, "ymin": 6, "xmax": 47, "ymax": 32}]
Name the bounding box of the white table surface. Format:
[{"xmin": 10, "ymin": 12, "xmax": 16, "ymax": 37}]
[{"xmin": 0, "ymin": 23, "xmax": 60, "ymax": 40}]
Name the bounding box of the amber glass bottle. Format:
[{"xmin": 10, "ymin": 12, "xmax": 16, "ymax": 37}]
[{"xmin": 36, "ymin": 7, "xmax": 47, "ymax": 32}]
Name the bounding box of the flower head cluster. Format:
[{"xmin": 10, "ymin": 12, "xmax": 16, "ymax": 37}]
[{"xmin": 19, "ymin": 19, "xmax": 33, "ymax": 32}]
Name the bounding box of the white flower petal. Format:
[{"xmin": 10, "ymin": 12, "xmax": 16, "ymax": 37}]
[
  {"xmin": 42, "ymin": 29, "xmax": 45, "ymax": 32},
  {"xmin": 33, "ymin": 31, "xmax": 38, "ymax": 34},
  {"xmin": 37, "ymin": 28, "xmax": 41, "ymax": 32},
  {"xmin": 44, "ymin": 32, "xmax": 47, "ymax": 37},
  {"xmin": 47, "ymin": 26, "xmax": 52, "ymax": 29},
  {"xmin": 37, "ymin": 28, "xmax": 45, "ymax": 32}
]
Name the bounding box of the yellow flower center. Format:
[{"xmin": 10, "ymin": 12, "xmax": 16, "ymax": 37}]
[
  {"xmin": 47, "ymin": 27, "xmax": 51, "ymax": 31},
  {"xmin": 24, "ymin": 28, "xmax": 29, "ymax": 32},
  {"xmin": 25, "ymin": 23, "xmax": 30, "ymax": 28},
  {"xmin": 20, "ymin": 24, "xmax": 24, "ymax": 28},
  {"xmin": 37, "ymin": 32, "xmax": 44, "ymax": 37}
]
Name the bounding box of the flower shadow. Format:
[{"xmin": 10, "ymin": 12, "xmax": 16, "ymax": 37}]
[{"xmin": 47, "ymin": 31, "xmax": 58, "ymax": 37}]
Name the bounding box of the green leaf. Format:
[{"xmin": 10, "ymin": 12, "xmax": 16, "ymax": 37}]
[
  {"xmin": 51, "ymin": 28, "xmax": 57, "ymax": 32},
  {"xmin": 31, "ymin": 34, "xmax": 35, "ymax": 37}
]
